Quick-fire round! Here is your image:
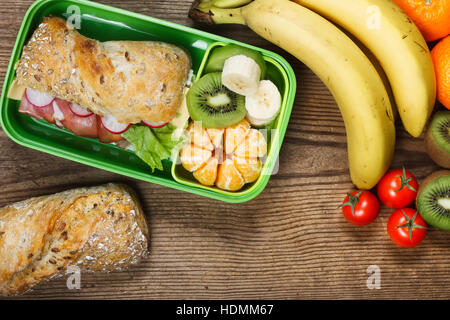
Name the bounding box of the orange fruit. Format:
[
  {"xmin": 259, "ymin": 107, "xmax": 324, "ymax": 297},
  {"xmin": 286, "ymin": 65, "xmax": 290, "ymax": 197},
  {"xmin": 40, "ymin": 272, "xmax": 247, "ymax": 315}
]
[
  {"xmin": 179, "ymin": 120, "xmax": 268, "ymax": 191},
  {"xmin": 431, "ymin": 35, "xmax": 450, "ymax": 109},
  {"xmin": 393, "ymin": 0, "xmax": 450, "ymax": 42}
]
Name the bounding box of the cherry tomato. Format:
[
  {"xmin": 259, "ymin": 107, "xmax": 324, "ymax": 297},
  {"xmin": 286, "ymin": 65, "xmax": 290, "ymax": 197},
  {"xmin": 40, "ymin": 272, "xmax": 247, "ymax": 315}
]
[
  {"xmin": 377, "ymin": 167, "xmax": 418, "ymax": 209},
  {"xmin": 340, "ymin": 190, "xmax": 380, "ymax": 226},
  {"xmin": 387, "ymin": 208, "xmax": 427, "ymax": 248}
]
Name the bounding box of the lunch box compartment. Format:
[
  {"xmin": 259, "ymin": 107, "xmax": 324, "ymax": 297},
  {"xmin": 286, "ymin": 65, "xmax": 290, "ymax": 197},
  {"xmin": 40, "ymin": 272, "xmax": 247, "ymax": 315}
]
[
  {"xmin": 172, "ymin": 42, "xmax": 293, "ymax": 198},
  {"xmin": 0, "ymin": 0, "xmax": 296, "ymax": 203}
]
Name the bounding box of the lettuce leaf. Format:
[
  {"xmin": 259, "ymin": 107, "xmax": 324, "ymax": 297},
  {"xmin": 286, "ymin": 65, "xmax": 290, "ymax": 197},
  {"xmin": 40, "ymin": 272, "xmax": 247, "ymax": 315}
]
[{"xmin": 122, "ymin": 124, "xmax": 182, "ymax": 172}]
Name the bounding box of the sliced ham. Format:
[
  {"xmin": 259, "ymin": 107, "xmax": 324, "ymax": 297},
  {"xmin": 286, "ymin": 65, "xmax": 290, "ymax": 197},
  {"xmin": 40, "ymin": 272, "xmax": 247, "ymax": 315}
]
[
  {"xmin": 39, "ymin": 104, "xmax": 56, "ymax": 124},
  {"xmin": 54, "ymin": 98, "xmax": 98, "ymax": 138},
  {"xmin": 97, "ymin": 116, "xmax": 124, "ymax": 143},
  {"xmin": 19, "ymin": 94, "xmax": 55, "ymax": 124},
  {"xmin": 19, "ymin": 95, "xmax": 43, "ymax": 120},
  {"xmin": 19, "ymin": 93, "xmax": 124, "ymax": 142}
]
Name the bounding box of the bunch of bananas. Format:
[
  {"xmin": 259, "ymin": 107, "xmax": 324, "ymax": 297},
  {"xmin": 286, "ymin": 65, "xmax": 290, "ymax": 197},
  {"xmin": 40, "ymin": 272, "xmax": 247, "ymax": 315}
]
[{"xmin": 189, "ymin": 0, "xmax": 436, "ymax": 189}]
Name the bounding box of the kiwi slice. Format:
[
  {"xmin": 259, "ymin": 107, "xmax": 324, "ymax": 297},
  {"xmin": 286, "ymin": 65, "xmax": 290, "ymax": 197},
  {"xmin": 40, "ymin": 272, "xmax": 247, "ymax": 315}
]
[
  {"xmin": 425, "ymin": 111, "xmax": 450, "ymax": 169},
  {"xmin": 204, "ymin": 44, "xmax": 267, "ymax": 79},
  {"xmin": 187, "ymin": 72, "xmax": 246, "ymax": 128},
  {"xmin": 417, "ymin": 170, "xmax": 450, "ymax": 230}
]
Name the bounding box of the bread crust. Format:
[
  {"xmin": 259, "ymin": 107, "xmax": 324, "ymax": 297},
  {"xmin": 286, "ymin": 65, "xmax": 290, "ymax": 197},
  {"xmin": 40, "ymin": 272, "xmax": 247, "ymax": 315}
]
[
  {"xmin": 15, "ymin": 16, "xmax": 191, "ymax": 124},
  {"xmin": 0, "ymin": 183, "xmax": 149, "ymax": 296}
]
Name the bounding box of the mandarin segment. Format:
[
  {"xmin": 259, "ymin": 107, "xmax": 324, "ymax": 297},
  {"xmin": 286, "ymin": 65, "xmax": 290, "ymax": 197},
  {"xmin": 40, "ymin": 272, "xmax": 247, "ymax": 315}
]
[
  {"xmin": 187, "ymin": 121, "xmax": 214, "ymax": 151},
  {"xmin": 233, "ymin": 155, "xmax": 262, "ymax": 184},
  {"xmin": 215, "ymin": 158, "xmax": 245, "ymax": 191},
  {"xmin": 234, "ymin": 129, "xmax": 267, "ymax": 159},
  {"xmin": 193, "ymin": 156, "xmax": 219, "ymax": 186},
  {"xmin": 180, "ymin": 144, "xmax": 212, "ymax": 172},
  {"xmin": 206, "ymin": 128, "xmax": 224, "ymax": 149},
  {"xmin": 224, "ymin": 119, "xmax": 251, "ymax": 154}
]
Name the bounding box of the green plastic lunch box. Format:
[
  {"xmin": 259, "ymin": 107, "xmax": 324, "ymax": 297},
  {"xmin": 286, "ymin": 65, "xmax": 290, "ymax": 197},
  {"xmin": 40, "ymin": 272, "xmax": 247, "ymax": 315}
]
[{"xmin": 0, "ymin": 0, "xmax": 296, "ymax": 203}]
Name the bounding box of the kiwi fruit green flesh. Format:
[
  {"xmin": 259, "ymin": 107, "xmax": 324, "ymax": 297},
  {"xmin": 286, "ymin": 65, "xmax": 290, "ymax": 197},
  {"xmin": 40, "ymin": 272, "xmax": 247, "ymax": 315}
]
[
  {"xmin": 425, "ymin": 111, "xmax": 450, "ymax": 169},
  {"xmin": 204, "ymin": 44, "xmax": 267, "ymax": 79},
  {"xmin": 187, "ymin": 72, "xmax": 246, "ymax": 128},
  {"xmin": 416, "ymin": 170, "xmax": 450, "ymax": 230}
]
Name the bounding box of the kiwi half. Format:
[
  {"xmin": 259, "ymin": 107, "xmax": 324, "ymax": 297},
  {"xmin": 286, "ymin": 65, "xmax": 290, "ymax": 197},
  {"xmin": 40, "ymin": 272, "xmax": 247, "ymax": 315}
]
[
  {"xmin": 204, "ymin": 44, "xmax": 267, "ymax": 79},
  {"xmin": 425, "ymin": 111, "xmax": 450, "ymax": 168},
  {"xmin": 417, "ymin": 170, "xmax": 450, "ymax": 230},
  {"xmin": 187, "ymin": 72, "xmax": 246, "ymax": 128}
]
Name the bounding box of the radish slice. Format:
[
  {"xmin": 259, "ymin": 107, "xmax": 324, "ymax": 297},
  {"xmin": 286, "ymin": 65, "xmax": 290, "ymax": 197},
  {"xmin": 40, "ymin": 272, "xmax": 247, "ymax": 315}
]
[
  {"xmin": 69, "ymin": 103, "xmax": 93, "ymax": 117},
  {"xmin": 25, "ymin": 88, "xmax": 54, "ymax": 107},
  {"xmin": 101, "ymin": 114, "xmax": 130, "ymax": 134},
  {"xmin": 142, "ymin": 120, "xmax": 168, "ymax": 128}
]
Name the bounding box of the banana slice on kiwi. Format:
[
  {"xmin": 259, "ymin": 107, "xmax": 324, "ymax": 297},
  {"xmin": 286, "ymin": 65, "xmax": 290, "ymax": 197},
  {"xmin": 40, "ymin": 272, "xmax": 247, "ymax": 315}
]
[
  {"xmin": 187, "ymin": 72, "xmax": 246, "ymax": 128},
  {"xmin": 425, "ymin": 111, "xmax": 450, "ymax": 169},
  {"xmin": 417, "ymin": 170, "xmax": 450, "ymax": 231}
]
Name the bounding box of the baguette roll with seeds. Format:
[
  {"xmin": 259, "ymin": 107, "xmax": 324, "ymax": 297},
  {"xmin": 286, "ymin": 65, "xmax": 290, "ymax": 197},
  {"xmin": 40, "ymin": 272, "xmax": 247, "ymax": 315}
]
[{"xmin": 0, "ymin": 183, "xmax": 149, "ymax": 296}]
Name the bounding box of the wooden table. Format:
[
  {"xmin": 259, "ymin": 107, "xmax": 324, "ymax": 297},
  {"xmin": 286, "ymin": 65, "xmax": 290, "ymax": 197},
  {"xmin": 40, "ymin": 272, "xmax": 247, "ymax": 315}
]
[{"xmin": 0, "ymin": 0, "xmax": 448, "ymax": 300}]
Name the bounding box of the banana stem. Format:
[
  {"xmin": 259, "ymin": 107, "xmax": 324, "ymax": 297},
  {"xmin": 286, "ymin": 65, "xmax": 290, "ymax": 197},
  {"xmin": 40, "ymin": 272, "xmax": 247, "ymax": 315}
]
[{"xmin": 189, "ymin": 0, "xmax": 248, "ymax": 25}]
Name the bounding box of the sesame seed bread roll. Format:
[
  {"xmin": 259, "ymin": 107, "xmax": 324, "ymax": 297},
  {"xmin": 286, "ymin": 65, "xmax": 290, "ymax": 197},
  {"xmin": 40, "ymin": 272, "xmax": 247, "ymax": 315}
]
[{"xmin": 15, "ymin": 16, "xmax": 191, "ymax": 124}]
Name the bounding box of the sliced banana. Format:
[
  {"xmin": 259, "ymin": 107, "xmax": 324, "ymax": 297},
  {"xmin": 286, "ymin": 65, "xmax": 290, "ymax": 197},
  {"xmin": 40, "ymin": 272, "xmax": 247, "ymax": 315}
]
[
  {"xmin": 245, "ymin": 114, "xmax": 273, "ymax": 128},
  {"xmin": 222, "ymin": 54, "xmax": 261, "ymax": 96},
  {"xmin": 245, "ymin": 80, "xmax": 281, "ymax": 127}
]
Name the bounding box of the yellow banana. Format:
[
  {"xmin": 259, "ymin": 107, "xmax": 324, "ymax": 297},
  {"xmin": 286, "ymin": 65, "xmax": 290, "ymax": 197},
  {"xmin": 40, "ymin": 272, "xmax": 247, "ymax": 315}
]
[
  {"xmin": 292, "ymin": 0, "xmax": 436, "ymax": 138},
  {"xmin": 189, "ymin": 0, "xmax": 396, "ymax": 189}
]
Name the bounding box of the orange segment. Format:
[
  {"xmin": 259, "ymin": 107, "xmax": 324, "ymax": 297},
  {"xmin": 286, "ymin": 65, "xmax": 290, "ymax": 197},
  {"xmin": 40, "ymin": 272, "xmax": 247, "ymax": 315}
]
[
  {"xmin": 180, "ymin": 144, "xmax": 212, "ymax": 172},
  {"xmin": 193, "ymin": 156, "xmax": 219, "ymax": 186},
  {"xmin": 224, "ymin": 119, "xmax": 250, "ymax": 154},
  {"xmin": 187, "ymin": 122, "xmax": 214, "ymax": 151},
  {"xmin": 233, "ymin": 155, "xmax": 262, "ymax": 184},
  {"xmin": 393, "ymin": 0, "xmax": 450, "ymax": 42},
  {"xmin": 206, "ymin": 128, "xmax": 224, "ymax": 149},
  {"xmin": 234, "ymin": 129, "xmax": 267, "ymax": 159},
  {"xmin": 215, "ymin": 159, "xmax": 245, "ymax": 191},
  {"xmin": 431, "ymin": 35, "xmax": 450, "ymax": 109}
]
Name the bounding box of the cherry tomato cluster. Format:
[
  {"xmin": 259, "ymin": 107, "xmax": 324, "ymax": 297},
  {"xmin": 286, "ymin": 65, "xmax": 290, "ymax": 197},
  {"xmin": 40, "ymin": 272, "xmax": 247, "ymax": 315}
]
[{"xmin": 340, "ymin": 167, "xmax": 427, "ymax": 248}]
